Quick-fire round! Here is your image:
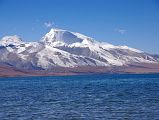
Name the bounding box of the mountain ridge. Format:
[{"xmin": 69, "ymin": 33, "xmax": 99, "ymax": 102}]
[{"xmin": 0, "ymin": 28, "xmax": 159, "ymax": 76}]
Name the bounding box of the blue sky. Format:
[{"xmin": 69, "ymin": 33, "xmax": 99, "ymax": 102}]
[{"xmin": 0, "ymin": 0, "xmax": 159, "ymax": 54}]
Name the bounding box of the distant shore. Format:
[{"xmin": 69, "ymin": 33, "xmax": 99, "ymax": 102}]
[{"xmin": 1, "ymin": 63, "xmax": 159, "ymax": 78}]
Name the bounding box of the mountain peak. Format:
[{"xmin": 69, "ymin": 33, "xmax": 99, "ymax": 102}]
[
  {"xmin": 0, "ymin": 35, "xmax": 23, "ymax": 46},
  {"xmin": 42, "ymin": 28, "xmax": 94, "ymax": 46},
  {"xmin": 48, "ymin": 28, "xmax": 66, "ymax": 36}
]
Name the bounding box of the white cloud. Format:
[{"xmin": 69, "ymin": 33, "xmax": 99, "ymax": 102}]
[
  {"xmin": 115, "ymin": 28, "xmax": 127, "ymax": 34},
  {"xmin": 44, "ymin": 21, "xmax": 54, "ymax": 28}
]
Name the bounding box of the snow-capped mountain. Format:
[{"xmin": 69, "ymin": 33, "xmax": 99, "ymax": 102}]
[
  {"xmin": 0, "ymin": 28, "xmax": 159, "ymax": 71},
  {"xmin": 0, "ymin": 35, "xmax": 23, "ymax": 46}
]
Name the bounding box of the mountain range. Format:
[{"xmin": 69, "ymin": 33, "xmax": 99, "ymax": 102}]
[{"xmin": 0, "ymin": 28, "xmax": 159, "ymax": 77}]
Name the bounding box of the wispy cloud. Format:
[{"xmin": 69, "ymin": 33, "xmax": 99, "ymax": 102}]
[
  {"xmin": 44, "ymin": 21, "xmax": 54, "ymax": 28},
  {"xmin": 115, "ymin": 28, "xmax": 127, "ymax": 35}
]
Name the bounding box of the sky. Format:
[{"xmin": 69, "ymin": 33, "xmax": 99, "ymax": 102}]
[{"xmin": 0, "ymin": 0, "xmax": 159, "ymax": 54}]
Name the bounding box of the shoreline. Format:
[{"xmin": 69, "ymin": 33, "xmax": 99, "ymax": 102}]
[
  {"xmin": 1, "ymin": 63, "xmax": 159, "ymax": 78},
  {"xmin": 1, "ymin": 72, "xmax": 159, "ymax": 78}
]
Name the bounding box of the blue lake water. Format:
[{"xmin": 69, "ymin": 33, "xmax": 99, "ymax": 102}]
[{"xmin": 0, "ymin": 74, "xmax": 159, "ymax": 120}]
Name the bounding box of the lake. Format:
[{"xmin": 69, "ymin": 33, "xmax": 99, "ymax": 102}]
[{"xmin": 0, "ymin": 74, "xmax": 159, "ymax": 120}]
